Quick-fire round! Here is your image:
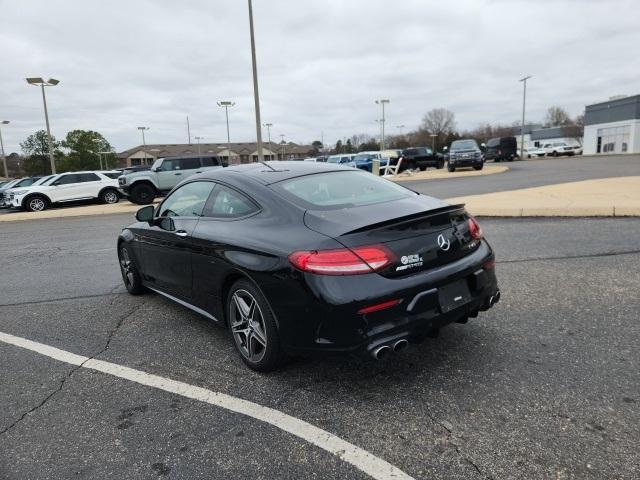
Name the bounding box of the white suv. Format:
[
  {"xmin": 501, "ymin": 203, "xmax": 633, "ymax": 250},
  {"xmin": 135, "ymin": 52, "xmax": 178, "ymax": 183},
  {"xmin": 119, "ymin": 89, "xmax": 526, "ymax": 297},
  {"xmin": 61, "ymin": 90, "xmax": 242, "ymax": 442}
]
[{"xmin": 10, "ymin": 171, "xmax": 121, "ymax": 212}]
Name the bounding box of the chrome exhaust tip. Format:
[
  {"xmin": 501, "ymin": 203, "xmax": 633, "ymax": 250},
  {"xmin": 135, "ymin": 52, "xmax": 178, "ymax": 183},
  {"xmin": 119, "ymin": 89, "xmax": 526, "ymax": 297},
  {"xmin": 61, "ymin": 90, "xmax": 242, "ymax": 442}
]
[
  {"xmin": 372, "ymin": 345, "xmax": 391, "ymax": 360},
  {"xmin": 393, "ymin": 339, "xmax": 408, "ymax": 353}
]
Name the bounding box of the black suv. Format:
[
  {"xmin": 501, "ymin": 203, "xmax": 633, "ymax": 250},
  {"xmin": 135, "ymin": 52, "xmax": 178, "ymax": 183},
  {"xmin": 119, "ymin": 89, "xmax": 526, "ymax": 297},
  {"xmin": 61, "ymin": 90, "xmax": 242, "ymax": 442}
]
[
  {"xmin": 484, "ymin": 136, "xmax": 518, "ymax": 162},
  {"xmin": 448, "ymin": 139, "xmax": 484, "ymax": 172},
  {"xmin": 401, "ymin": 147, "xmax": 445, "ymax": 171}
]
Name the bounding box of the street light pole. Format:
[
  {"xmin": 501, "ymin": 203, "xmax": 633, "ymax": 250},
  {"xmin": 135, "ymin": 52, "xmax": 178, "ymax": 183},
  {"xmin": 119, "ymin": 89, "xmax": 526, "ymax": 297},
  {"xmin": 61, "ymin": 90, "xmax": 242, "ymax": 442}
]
[
  {"xmin": 217, "ymin": 101, "xmax": 235, "ymax": 164},
  {"xmin": 430, "ymin": 133, "xmax": 437, "ymax": 153},
  {"xmin": 375, "ymin": 99, "xmax": 390, "ymax": 150},
  {"xmin": 0, "ymin": 121, "xmax": 9, "ymax": 179},
  {"xmin": 26, "ymin": 78, "xmax": 59, "ymax": 174},
  {"xmin": 99, "ymin": 151, "xmax": 112, "ymax": 170},
  {"xmin": 519, "ymin": 75, "xmax": 532, "ymax": 161},
  {"xmin": 396, "ymin": 125, "xmax": 405, "ymax": 136},
  {"xmin": 186, "ymin": 116, "xmax": 191, "ymax": 144},
  {"xmin": 137, "ymin": 126, "xmax": 149, "ymax": 165},
  {"xmin": 194, "ymin": 136, "xmax": 203, "ymax": 156},
  {"xmin": 247, "ymin": 0, "xmax": 264, "ymax": 162},
  {"xmin": 280, "ymin": 134, "xmax": 285, "ymax": 160},
  {"xmin": 263, "ymin": 123, "xmax": 272, "ymax": 145}
]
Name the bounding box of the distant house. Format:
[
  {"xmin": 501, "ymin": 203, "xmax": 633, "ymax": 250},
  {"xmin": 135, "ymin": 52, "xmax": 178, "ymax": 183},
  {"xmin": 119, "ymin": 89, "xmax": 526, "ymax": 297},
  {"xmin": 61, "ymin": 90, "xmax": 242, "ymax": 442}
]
[
  {"xmin": 583, "ymin": 95, "xmax": 640, "ymax": 155},
  {"xmin": 117, "ymin": 142, "xmax": 316, "ymax": 167}
]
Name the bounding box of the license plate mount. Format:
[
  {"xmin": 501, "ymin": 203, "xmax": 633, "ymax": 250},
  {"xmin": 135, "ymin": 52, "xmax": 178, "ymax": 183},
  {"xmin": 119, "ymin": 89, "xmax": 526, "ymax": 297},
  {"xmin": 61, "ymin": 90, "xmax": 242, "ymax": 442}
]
[{"xmin": 438, "ymin": 279, "xmax": 472, "ymax": 313}]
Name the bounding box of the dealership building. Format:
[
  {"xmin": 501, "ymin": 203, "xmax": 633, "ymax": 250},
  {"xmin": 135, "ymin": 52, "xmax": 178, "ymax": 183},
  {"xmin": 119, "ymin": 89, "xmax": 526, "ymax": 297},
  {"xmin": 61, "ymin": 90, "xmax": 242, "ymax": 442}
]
[{"xmin": 583, "ymin": 94, "xmax": 640, "ymax": 155}]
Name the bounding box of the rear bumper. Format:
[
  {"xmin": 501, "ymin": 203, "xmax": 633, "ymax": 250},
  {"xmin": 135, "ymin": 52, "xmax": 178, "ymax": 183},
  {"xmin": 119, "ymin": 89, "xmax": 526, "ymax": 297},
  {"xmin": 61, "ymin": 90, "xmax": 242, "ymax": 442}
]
[
  {"xmin": 449, "ymin": 157, "xmax": 483, "ymax": 167},
  {"xmin": 264, "ymin": 241, "xmax": 499, "ymax": 357}
]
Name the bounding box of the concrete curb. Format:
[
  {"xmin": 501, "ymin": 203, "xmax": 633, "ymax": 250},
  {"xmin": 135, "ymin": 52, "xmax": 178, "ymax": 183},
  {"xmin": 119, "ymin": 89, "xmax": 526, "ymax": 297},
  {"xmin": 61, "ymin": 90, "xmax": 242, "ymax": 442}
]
[
  {"xmin": 461, "ymin": 206, "xmax": 640, "ymax": 217},
  {"xmin": 0, "ymin": 202, "xmax": 157, "ymax": 222},
  {"xmin": 391, "ymin": 165, "xmax": 508, "ymax": 182}
]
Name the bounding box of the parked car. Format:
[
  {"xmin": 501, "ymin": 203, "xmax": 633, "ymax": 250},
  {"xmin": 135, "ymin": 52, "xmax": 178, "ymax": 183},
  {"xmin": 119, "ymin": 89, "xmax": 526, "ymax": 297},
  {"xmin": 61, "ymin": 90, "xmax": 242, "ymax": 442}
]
[
  {"xmin": 524, "ymin": 146, "xmax": 546, "ymax": 158},
  {"xmin": 0, "ymin": 176, "xmax": 42, "ymax": 208},
  {"xmin": 119, "ymin": 155, "xmax": 224, "ymax": 205},
  {"xmin": 118, "ymin": 161, "xmax": 500, "ymax": 371},
  {"xmin": 349, "ymin": 152, "xmax": 389, "ymax": 173},
  {"xmin": 400, "ymin": 147, "xmax": 445, "ymax": 171},
  {"xmin": 570, "ymin": 145, "xmax": 583, "ymax": 155},
  {"xmin": 326, "ymin": 154, "xmax": 355, "ymax": 165},
  {"xmin": 542, "ymin": 142, "xmax": 575, "ymax": 157},
  {"xmin": 484, "ymin": 137, "xmax": 518, "ymax": 162},
  {"xmin": 117, "ymin": 165, "xmax": 152, "ymax": 176},
  {"xmin": 9, "ymin": 171, "xmax": 120, "ymax": 212},
  {"xmin": 447, "ymin": 140, "xmax": 484, "ymax": 172}
]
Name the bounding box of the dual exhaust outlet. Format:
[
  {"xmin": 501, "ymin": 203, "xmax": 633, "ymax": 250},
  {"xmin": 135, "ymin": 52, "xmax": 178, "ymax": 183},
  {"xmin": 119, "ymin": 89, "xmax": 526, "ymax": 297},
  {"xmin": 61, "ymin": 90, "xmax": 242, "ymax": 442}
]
[{"xmin": 372, "ymin": 339, "xmax": 408, "ymax": 360}]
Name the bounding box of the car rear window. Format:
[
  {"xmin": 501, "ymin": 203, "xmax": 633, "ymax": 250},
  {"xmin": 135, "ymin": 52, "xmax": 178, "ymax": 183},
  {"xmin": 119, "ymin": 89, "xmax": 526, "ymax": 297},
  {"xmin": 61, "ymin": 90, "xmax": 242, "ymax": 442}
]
[{"xmin": 272, "ymin": 171, "xmax": 416, "ymax": 210}]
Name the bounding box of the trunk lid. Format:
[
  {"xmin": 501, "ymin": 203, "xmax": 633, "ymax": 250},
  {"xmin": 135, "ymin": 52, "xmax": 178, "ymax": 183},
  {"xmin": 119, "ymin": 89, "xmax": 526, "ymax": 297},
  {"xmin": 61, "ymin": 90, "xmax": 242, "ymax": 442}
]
[{"xmin": 304, "ymin": 197, "xmax": 478, "ymax": 278}]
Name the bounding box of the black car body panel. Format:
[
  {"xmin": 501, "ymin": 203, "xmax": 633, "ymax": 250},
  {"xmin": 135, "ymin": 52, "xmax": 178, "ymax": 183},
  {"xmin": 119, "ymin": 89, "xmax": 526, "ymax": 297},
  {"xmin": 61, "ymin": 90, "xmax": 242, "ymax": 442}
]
[
  {"xmin": 118, "ymin": 162, "xmax": 499, "ymax": 358},
  {"xmin": 400, "ymin": 147, "xmax": 444, "ymax": 170}
]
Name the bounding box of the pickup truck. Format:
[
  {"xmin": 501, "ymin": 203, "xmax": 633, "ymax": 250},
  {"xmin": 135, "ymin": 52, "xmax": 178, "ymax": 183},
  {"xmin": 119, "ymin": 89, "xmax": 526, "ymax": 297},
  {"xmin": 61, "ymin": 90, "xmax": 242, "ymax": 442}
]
[{"xmin": 400, "ymin": 147, "xmax": 445, "ymax": 171}]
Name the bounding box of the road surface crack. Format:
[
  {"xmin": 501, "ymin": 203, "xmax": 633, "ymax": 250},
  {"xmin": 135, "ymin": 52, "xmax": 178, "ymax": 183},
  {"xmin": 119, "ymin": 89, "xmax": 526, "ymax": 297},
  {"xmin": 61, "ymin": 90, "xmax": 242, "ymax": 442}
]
[
  {"xmin": 498, "ymin": 248, "xmax": 640, "ymax": 265},
  {"xmin": 0, "ymin": 300, "xmax": 145, "ymax": 437},
  {"xmin": 425, "ymin": 410, "xmax": 494, "ymax": 480}
]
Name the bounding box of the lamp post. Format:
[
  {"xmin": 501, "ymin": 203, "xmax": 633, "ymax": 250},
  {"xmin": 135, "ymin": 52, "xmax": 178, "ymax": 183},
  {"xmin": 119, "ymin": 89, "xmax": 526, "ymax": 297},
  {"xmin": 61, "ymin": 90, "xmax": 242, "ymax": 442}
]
[
  {"xmin": 0, "ymin": 121, "xmax": 9, "ymax": 179},
  {"xmin": 263, "ymin": 123, "xmax": 273, "ymax": 160},
  {"xmin": 396, "ymin": 124, "xmax": 405, "ymax": 136},
  {"xmin": 186, "ymin": 116, "xmax": 191, "ymax": 144},
  {"xmin": 194, "ymin": 136, "xmax": 203, "ymax": 156},
  {"xmin": 99, "ymin": 151, "xmax": 112, "ymax": 170},
  {"xmin": 430, "ymin": 133, "xmax": 437, "ymax": 153},
  {"xmin": 519, "ymin": 75, "xmax": 532, "ymax": 160},
  {"xmin": 26, "ymin": 77, "xmax": 59, "ymax": 174},
  {"xmin": 137, "ymin": 126, "xmax": 149, "ymax": 165},
  {"xmin": 247, "ymin": 0, "xmax": 264, "ymax": 162},
  {"xmin": 217, "ymin": 101, "xmax": 235, "ymax": 164},
  {"xmin": 375, "ymin": 99, "xmax": 390, "ymax": 150},
  {"xmin": 279, "ymin": 134, "xmax": 286, "ymax": 160}
]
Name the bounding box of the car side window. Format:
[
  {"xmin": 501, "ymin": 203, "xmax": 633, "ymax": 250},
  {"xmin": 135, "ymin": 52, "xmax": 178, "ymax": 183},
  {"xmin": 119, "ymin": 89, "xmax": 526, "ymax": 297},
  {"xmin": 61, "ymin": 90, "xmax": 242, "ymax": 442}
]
[
  {"xmin": 54, "ymin": 174, "xmax": 78, "ymax": 185},
  {"xmin": 201, "ymin": 157, "xmax": 219, "ymax": 167},
  {"xmin": 180, "ymin": 157, "xmax": 201, "ymax": 170},
  {"xmin": 77, "ymin": 173, "xmax": 100, "ymax": 182},
  {"xmin": 203, "ymin": 185, "xmax": 258, "ymax": 219},
  {"xmin": 158, "ymin": 181, "xmax": 216, "ymax": 218}
]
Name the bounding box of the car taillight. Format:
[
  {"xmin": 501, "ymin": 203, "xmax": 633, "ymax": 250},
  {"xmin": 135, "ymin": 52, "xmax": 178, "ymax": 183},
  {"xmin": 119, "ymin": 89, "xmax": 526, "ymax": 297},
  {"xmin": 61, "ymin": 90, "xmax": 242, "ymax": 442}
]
[
  {"xmin": 468, "ymin": 217, "xmax": 483, "ymax": 240},
  {"xmin": 288, "ymin": 244, "xmax": 395, "ymax": 275}
]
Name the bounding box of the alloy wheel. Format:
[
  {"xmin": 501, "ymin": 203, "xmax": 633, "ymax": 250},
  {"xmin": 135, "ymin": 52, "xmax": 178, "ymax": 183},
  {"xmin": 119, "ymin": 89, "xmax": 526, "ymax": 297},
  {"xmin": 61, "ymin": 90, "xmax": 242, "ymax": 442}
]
[
  {"xmin": 229, "ymin": 289, "xmax": 268, "ymax": 363},
  {"xmin": 119, "ymin": 247, "xmax": 135, "ymax": 287},
  {"xmin": 104, "ymin": 191, "xmax": 118, "ymax": 203},
  {"xmin": 29, "ymin": 198, "xmax": 45, "ymax": 211}
]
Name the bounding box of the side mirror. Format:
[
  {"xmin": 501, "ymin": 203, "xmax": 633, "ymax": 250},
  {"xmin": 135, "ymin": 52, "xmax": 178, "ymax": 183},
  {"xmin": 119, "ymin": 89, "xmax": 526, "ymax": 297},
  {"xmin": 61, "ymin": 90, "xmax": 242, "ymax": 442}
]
[{"xmin": 136, "ymin": 205, "xmax": 155, "ymax": 222}]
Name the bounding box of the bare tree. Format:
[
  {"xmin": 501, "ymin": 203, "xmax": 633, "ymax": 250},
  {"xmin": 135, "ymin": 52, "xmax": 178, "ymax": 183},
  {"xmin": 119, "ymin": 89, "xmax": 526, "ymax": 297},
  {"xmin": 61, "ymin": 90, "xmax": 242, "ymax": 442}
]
[
  {"xmin": 420, "ymin": 108, "xmax": 456, "ymax": 135},
  {"xmin": 544, "ymin": 106, "xmax": 572, "ymax": 127},
  {"xmin": 561, "ymin": 113, "xmax": 585, "ymax": 145}
]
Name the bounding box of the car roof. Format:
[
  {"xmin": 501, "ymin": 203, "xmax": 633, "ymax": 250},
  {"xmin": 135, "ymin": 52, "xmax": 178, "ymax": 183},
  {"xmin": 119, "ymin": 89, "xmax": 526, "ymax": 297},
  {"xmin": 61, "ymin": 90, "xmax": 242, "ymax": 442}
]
[{"xmin": 199, "ymin": 161, "xmax": 352, "ymax": 185}]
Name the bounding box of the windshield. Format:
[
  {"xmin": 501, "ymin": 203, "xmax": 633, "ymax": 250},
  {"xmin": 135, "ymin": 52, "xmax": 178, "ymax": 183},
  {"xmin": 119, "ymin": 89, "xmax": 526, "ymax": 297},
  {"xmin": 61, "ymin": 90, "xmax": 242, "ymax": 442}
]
[
  {"xmin": 151, "ymin": 159, "xmax": 163, "ymax": 170},
  {"xmin": 33, "ymin": 175, "xmax": 54, "ymax": 186},
  {"xmin": 326, "ymin": 156, "xmax": 342, "ymax": 164},
  {"xmin": 272, "ymin": 170, "xmax": 416, "ymax": 210},
  {"xmin": 450, "ymin": 140, "xmax": 479, "ymax": 151},
  {"xmin": 354, "ymin": 154, "xmax": 374, "ymax": 161}
]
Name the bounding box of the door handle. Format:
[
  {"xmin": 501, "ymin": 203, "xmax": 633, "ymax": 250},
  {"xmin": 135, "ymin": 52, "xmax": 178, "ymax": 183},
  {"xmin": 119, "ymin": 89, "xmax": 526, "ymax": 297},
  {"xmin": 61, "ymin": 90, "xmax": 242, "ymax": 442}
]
[
  {"xmin": 175, "ymin": 230, "xmax": 188, "ymax": 238},
  {"xmin": 174, "ymin": 172, "xmax": 182, "ymax": 176}
]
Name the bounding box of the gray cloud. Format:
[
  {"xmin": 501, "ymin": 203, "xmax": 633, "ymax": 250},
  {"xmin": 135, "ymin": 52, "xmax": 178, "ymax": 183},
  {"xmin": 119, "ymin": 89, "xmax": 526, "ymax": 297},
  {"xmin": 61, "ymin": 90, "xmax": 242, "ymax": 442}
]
[{"xmin": 1, "ymin": 0, "xmax": 639, "ymax": 153}]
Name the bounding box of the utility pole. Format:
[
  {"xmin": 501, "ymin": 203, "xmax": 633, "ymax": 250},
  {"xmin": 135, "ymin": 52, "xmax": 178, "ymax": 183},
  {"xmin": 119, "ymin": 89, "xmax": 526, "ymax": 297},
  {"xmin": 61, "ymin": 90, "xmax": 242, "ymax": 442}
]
[
  {"xmin": 186, "ymin": 116, "xmax": 191, "ymax": 144},
  {"xmin": 375, "ymin": 99, "xmax": 390, "ymax": 150},
  {"xmin": 217, "ymin": 101, "xmax": 235, "ymax": 164},
  {"xmin": 280, "ymin": 134, "xmax": 285, "ymax": 160},
  {"xmin": 195, "ymin": 136, "xmax": 203, "ymax": 156},
  {"xmin": 26, "ymin": 78, "xmax": 60, "ymax": 174},
  {"xmin": 137, "ymin": 127, "xmax": 149, "ymax": 165},
  {"xmin": 519, "ymin": 75, "xmax": 532, "ymax": 161},
  {"xmin": 247, "ymin": 0, "xmax": 264, "ymax": 161},
  {"xmin": 0, "ymin": 121, "xmax": 9, "ymax": 179}
]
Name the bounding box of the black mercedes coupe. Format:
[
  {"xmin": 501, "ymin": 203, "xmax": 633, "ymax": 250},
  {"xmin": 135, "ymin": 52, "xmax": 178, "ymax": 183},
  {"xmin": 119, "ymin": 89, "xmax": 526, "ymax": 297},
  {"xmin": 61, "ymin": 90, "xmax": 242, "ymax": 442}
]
[{"xmin": 117, "ymin": 162, "xmax": 500, "ymax": 371}]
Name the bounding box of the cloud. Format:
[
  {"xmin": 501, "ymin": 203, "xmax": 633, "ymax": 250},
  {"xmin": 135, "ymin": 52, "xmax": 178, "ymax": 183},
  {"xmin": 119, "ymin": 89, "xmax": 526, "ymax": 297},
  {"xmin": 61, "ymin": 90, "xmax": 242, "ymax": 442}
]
[{"xmin": 1, "ymin": 0, "xmax": 638, "ymax": 153}]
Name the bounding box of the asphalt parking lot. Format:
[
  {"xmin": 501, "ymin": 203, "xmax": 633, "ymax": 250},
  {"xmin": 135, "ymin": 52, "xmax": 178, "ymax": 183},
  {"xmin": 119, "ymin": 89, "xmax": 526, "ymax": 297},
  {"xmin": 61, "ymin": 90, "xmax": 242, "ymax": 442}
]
[{"xmin": 1, "ymin": 213, "xmax": 639, "ymax": 480}]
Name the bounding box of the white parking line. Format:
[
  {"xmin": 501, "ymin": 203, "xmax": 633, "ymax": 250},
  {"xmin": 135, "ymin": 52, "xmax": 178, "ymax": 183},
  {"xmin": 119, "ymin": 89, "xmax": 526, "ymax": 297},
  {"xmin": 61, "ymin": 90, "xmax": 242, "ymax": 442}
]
[{"xmin": 0, "ymin": 331, "xmax": 413, "ymax": 480}]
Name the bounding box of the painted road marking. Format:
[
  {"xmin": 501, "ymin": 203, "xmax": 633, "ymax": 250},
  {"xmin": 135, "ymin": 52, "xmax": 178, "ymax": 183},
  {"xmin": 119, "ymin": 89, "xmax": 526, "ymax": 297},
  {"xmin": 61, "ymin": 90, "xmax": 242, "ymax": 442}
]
[{"xmin": 0, "ymin": 331, "xmax": 413, "ymax": 480}]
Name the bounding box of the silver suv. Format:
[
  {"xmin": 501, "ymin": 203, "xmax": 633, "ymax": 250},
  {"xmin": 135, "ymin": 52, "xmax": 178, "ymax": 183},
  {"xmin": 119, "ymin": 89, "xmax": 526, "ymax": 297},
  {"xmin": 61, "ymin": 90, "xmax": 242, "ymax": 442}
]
[{"xmin": 118, "ymin": 155, "xmax": 224, "ymax": 204}]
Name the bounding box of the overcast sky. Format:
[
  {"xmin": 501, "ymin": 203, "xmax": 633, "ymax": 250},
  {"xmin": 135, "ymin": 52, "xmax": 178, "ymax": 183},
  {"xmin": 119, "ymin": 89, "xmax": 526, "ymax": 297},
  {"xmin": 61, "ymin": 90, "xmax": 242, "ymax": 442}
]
[{"xmin": 1, "ymin": 0, "xmax": 639, "ymax": 153}]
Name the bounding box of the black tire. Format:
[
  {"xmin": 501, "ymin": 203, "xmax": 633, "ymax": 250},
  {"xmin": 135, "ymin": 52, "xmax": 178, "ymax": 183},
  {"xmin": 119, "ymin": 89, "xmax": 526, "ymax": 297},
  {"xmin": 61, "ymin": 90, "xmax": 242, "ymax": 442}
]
[
  {"xmin": 129, "ymin": 183, "xmax": 156, "ymax": 205},
  {"xmin": 436, "ymin": 160, "xmax": 445, "ymax": 169},
  {"xmin": 419, "ymin": 165, "xmax": 426, "ymax": 172},
  {"xmin": 227, "ymin": 279, "xmax": 285, "ymax": 372},
  {"xmin": 473, "ymin": 163, "xmax": 484, "ymax": 171},
  {"xmin": 25, "ymin": 195, "xmax": 48, "ymax": 212},
  {"xmin": 447, "ymin": 163, "xmax": 456, "ymax": 172},
  {"xmin": 100, "ymin": 188, "xmax": 120, "ymax": 204},
  {"xmin": 118, "ymin": 243, "xmax": 146, "ymax": 295}
]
